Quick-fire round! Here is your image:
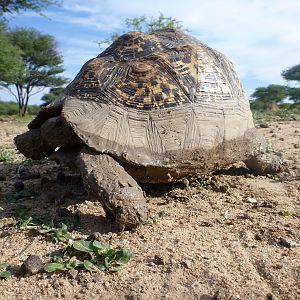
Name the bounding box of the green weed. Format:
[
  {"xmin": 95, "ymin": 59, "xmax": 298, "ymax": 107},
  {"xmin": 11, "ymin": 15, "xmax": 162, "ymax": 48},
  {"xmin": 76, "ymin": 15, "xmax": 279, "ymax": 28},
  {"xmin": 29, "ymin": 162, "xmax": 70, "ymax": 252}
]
[
  {"xmin": 0, "ymin": 262, "xmax": 11, "ymax": 279},
  {"xmin": 194, "ymin": 176, "xmax": 230, "ymax": 193},
  {"xmin": 44, "ymin": 224, "xmax": 132, "ymax": 273},
  {"xmin": 0, "ymin": 147, "xmax": 15, "ymax": 163}
]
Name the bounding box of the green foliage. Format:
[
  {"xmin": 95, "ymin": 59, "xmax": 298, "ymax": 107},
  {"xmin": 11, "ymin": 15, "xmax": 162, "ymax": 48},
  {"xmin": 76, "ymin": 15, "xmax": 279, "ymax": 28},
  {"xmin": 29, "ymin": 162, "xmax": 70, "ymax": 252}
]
[
  {"xmin": 0, "ymin": 262, "xmax": 11, "ymax": 279},
  {"xmin": 287, "ymin": 87, "xmax": 300, "ymax": 104},
  {"xmin": 194, "ymin": 176, "xmax": 230, "ymax": 193},
  {"xmin": 0, "ymin": 0, "xmax": 60, "ymax": 16},
  {"xmin": 41, "ymin": 86, "xmax": 64, "ymax": 105},
  {"xmin": 0, "ymin": 21, "xmax": 23, "ymax": 83},
  {"xmin": 0, "ymin": 146, "xmax": 15, "ymax": 162},
  {"xmin": 251, "ymin": 104, "xmax": 300, "ymax": 122},
  {"xmin": 282, "ymin": 64, "xmax": 300, "ymax": 82},
  {"xmin": 251, "ymin": 84, "xmax": 288, "ymax": 109},
  {"xmin": 98, "ymin": 13, "xmax": 186, "ymax": 47},
  {"xmin": 0, "ymin": 27, "xmax": 67, "ymax": 116},
  {"xmin": 280, "ymin": 209, "xmax": 290, "ymax": 217},
  {"xmin": 125, "ymin": 13, "xmax": 184, "ymax": 33},
  {"xmin": 44, "ymin": 224, "xmax": 132, "ymax": 273}
]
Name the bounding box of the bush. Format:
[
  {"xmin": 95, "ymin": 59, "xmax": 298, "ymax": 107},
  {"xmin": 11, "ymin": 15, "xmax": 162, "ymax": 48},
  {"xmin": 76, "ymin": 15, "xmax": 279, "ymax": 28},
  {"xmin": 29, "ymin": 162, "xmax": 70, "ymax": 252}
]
[
  {"xmin": 0, "ymin": 101, "xmax": 18, "ymax": 115},
  {"xmin": 0, "ymin": 101, "xmax": 40, "ymax": 115}
]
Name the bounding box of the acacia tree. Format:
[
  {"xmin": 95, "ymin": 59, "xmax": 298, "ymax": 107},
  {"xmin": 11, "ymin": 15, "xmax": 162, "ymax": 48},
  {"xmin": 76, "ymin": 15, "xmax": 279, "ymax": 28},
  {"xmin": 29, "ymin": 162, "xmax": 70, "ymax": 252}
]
[
  {"xmin": 0, "ymin": 27, "xmax": 67, "ymax": 116},
  {"xmin": 282, "ymin": 64, "xmax": 300, "ymax": 104},
  {"xmin": 250, "ymin": 84, "xmax": 288, "ymax": 110},
  {"xmin": 98, "ymin": 13, "xmax": 185, "ymax": 47},
  {"xmin": 0, "ymin": 22, "xmax": 23, "ymax": 83},
  {"xmin": 41, "ymin": 86, "xmax": 64, "ymax": 105},
  {"xmin": 0, "ymin": 0, "xmax": 60, "ymax": 16}
]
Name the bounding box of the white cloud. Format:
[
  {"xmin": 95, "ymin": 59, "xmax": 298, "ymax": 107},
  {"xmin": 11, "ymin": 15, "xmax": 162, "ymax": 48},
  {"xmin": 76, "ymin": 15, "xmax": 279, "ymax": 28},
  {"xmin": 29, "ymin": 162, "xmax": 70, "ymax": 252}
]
[{"xmin": 58, "ymin": 0, "xmax": 300, "ymax": 88}]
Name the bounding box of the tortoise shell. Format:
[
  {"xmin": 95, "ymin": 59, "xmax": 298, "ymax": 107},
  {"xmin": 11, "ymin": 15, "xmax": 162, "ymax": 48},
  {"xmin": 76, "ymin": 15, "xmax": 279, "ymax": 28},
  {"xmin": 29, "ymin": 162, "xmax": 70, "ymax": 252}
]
[{"xmin": 30, "ymin": 29, "xmax": 257, "ymax": 181}]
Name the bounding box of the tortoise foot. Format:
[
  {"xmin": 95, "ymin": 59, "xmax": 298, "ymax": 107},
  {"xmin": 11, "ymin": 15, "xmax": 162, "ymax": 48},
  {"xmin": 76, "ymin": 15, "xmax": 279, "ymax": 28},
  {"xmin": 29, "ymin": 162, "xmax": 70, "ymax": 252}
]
[{"xmin": 77, "ymin": 147, "xmax": 149, "ymax": 230}]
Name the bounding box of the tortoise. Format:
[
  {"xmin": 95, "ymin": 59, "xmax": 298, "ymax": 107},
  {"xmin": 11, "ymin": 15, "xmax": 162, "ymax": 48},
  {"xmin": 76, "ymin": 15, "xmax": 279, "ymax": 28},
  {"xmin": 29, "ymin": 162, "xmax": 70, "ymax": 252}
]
[{"xmin": 14, "ymin": 29, "xmax": 285, "ymax": 229}]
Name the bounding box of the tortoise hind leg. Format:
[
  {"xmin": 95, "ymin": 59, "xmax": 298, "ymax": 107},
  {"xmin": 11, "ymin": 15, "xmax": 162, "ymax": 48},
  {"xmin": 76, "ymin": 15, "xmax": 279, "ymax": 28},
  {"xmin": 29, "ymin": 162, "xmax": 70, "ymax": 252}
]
[{"xmin": 77, "ymin": 147, "xmax": 149, "ymax": 230}]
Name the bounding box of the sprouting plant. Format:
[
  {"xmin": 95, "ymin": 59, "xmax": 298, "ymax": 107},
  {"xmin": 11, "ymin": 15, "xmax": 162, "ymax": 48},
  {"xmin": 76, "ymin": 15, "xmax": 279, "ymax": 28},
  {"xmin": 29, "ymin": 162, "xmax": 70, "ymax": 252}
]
[
  {"xmin": 267, "ymin": 173, "xmax": 279, "ymax": 180},
  {"xmin": 194, "ymin": 176, "xmax": 230, "ymax": 193},
  {"xmin": 0, "ymin": 147, "xmax": 15, "ymax": 163},
  {"xmin": 44, "ymin": 224, "xmax": 132, "ymax": 273},
  {"xmin": 280, "ymin": 209, "xmax": 290, "ymax": 217},
  {"xmin": 0, "ymin": 262, "xmax": 11, "ymax": 279}
]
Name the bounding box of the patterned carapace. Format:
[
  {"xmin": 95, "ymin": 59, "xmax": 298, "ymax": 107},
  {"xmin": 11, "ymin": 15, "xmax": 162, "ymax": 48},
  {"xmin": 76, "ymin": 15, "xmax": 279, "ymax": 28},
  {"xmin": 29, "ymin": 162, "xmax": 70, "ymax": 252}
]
[{"xmin": 69, "ymin": 29, "xmax": 242, "ymax": 110}]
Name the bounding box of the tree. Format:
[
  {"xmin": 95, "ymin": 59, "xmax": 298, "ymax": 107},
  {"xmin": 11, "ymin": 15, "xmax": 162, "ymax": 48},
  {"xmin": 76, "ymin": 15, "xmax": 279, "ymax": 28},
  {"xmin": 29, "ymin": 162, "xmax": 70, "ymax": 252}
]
[
  {"xmin": 0, "ymin": 21, "xmax": 23, "ymax": 84},
  {"xmin": 98, "ymin": 13, "xmax": 186, "ymax": 47},
  {"xmin": 0, "ymin": 27, "xmax": 67, "ymax": 116},
  {"xmin": 287, "ymin": 87, "xmax": 300, "ymax": 104},
  {"xmin": 281, "ymin": 64, "xmax": 300, "ymax": 104},
  {"xmin": 0, "ymin": 0, "xmax": 60, "ymax": 16},
  {"xmin": 251, "ymin": 84, "xmax": 288, "ymax": 110},
  {"xmin": 41, "ymin": 86, "xmax": 64, "ymax": 105},
  {"xmin": 282, "ymin": 64, "xmax": 300, "ymax": 82}
]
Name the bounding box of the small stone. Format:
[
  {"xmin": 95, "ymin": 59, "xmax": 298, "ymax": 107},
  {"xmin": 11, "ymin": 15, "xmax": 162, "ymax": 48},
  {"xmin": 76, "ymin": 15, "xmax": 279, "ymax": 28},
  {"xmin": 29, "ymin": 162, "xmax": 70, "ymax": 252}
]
[
  {"xmin": 266, "ymin": 293, "xmax": 274, "ymax": 300},
  {"xmin": 294, "ymin": 144, "xmax": 299, "ymax": 149},
  {"xmin": 13, "ymin": 180, "xmax": 25, "ymax": 191},
  {"xmin": 255, "ymin": 231, "xmax": 264, "ymax": 241},
  {"xmin": 153, "ymin": 254, "xmax": 165, "ymax": 266},
  {"xmin": 259, "ymin": 123, "xmax": 269, "ymax": 128},
  {"xmin": 200, "ymin": 221, "xmax": 214, "ymax": 227},
  {"xmin": 21, "ymin": 255, "xmax": 43, "ymax": 276},
  {"xmin": 68, "ymin": 269, "xmax": 78, "ymax": 279},
  {"xmin": 93, "ymin": 274, "xmax": 102, "ymax": 282},
  {"xmin": 247, "ymin": 197, "xmax": 257, "ymax": 204},
  {"xmin": 182, "ymin": 178, "xmax": 190, "ymax": 188},
  {"xmin": 182, "ymin": 260, "xmax": 192, "ymax": 269},
  {"xmin": 279, "ymin": 137, "xmax": 284, "ymax": 141},
  {"xmin": 277, "ymin": 237, "xmax": 298, "ymax": 248}
]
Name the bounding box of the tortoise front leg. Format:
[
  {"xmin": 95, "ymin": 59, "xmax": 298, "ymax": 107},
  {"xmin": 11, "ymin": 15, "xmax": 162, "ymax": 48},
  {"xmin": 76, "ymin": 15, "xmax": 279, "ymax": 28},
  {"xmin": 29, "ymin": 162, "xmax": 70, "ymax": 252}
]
[{"xmin": 77, "ymin": 147, "xmax": 149, "ymax": 229}]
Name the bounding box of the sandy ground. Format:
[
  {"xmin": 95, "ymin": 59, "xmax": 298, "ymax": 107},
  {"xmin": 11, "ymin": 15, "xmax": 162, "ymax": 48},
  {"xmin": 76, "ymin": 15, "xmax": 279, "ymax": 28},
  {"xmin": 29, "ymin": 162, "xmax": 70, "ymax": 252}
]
[{"xmin": 0, "ymin": 117, "xmax": 299, "ymax": 300}]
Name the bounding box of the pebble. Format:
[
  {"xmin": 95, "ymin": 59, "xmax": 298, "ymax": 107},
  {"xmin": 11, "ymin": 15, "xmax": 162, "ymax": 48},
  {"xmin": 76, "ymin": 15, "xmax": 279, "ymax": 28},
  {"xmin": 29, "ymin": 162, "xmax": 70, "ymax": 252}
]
[
  {"xmin": 277, "ymin": 237, "xmax": 298, "ymax": 248},
  {"xmin": 247, "ymin": 197, "xmax": 257, "ymax": 204},
  {"xmin": 266, "ymin": 293, "xmax": 274, "ymax": 300},
  {"xmin": 68, "ymin": 269, "xmax": 78, "ymax": 279},
  {"xmin": 153, "ymin": 254, "xmax": 165, "ymax": 266},
  {"xmin": 21, "ymin": 255, "xmax": 44, "ymax": 276},
  {"xmin": 259, "ymin": 123, "xmax": 269, "ymax": 128}
]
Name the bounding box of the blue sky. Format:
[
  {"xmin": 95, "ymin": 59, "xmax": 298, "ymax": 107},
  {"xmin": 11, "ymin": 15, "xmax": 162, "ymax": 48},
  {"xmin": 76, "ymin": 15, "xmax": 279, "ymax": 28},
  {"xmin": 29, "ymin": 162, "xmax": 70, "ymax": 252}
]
[{"xmin": 1, "ymin": 0, "xmax": 300, "ymax": 105}]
